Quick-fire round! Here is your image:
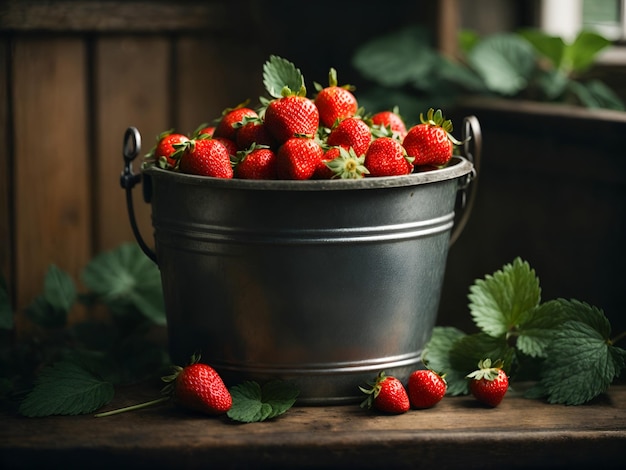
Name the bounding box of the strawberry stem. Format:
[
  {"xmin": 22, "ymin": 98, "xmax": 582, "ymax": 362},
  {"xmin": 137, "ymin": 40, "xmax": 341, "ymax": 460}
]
[{"xmin": 94, "ymin": 396, "xmax": 170, "ymax": 418}]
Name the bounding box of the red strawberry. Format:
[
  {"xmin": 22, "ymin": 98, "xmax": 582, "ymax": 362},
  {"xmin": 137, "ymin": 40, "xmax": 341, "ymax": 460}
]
[
  {"xmin": 214, "ymin": 105, "xmax": 258, "ymax": 141},
  {"xmin": 276, "ymin": 137, "xmax": 324, "ymax": 180},
  {"xmin": 364, "ymin": 137, "xmax": 414, "ymax": 177},
  {"xmin": 191, "ymin": 124, "xmax": 215, "ymax": 139},
  {"xmin": 466, "ymin": 359, "xmax": 509, "ymax": 407},
  {"xmin": 164, "ymin": 358, "xmax": 232, "ymax": 415},
  {"xmin": 407, "ymin": 369, "xmax": 446, "ymax": 409},
  {"xmin": 370, "ymin": 109, "xmax": 407, "ymax": 141},
  {"xmin": 234, "ymin": 145, "xmax": 277, "ymax": 180},
  {"xmin": 264, "ymin": 94, "xmax": 319, "ymax": 144},
  {"xmin": 402, "ymin": 108, "xmax": 460, "ymax": 166},
  {"xmin": 326, "ymin": 117, "xmax": 371, "ymax": 157},
  {"xmin": 145, "ymin": 130, "xmax": 189, "ymax": 169},
  {"xmin": 214, "ymin": 136, "xmax": 238, "ymax": 158},
  {"xmin": 179, "ymin": 138, "xmax": 233, "ymax": 178},
  {"xmin": 313, "ymin": 146, "xmax": 341, "ymax": 179},
  {"xmin": 314, "ymin": 67, "xmax": 358, "ymax": 128},
  {"xmin": 235, "ymin": 116, "xmax": 276, "ymax": 150},
  {"xmin": 360, "ymin": 371, "xmax": 410, "ymax": 414}
]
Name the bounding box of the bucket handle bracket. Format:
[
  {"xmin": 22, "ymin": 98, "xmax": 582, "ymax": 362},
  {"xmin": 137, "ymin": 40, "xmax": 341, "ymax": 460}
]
[
  {"xmin": 449, "ymin": 115, "xmax": 481, "ymax": 246},
  {"xmin": 121, "ymin": 127, "xmax": 158, "ymax": 263}
]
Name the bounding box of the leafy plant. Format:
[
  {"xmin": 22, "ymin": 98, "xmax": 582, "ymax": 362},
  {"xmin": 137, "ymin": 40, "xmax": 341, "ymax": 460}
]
[
  {"xmin": 423, "ymin": 258, "xmax": 626, "ymax": 405},
  {"xmin": 352, "ymin": 26, "xmax": 624, "ymax": 126},
  {"xmin": 0, "ymin": 243, "xmax": 169, "ymax": 416}
]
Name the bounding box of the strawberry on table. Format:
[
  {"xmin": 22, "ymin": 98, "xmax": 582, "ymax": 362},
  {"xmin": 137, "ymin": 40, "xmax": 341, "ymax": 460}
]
[
  {"xmin": 466, "ymin": 359, "xmax": 509, "ymax": 407},
  {"xmin": 360, "ymin": 371, "xmax": 410, "ymax": 414},
  {"xmin": 402, "ymin": 108, "xmax": 460, "ymax": 167},
  {"xmin": 165, "ymin": 360, "xmax": 232, "ymax": 415},
  {"xmin": 407, "ymin": 369, "xmax": 446, "ymax": 409},
  {"xmin": 276, "ymin": 137, "xmax": 324, "ymax": 180},
  {"xmin": 178, "ymin": 138, "xmax": 234, "ymax": 179},
  {"xmin": 364, "ymin": 136, "xmax": 414, "ymax": 177},
  {"xmin": 314, "ymin": 67, "xmax": 358, "ymax": 128}
]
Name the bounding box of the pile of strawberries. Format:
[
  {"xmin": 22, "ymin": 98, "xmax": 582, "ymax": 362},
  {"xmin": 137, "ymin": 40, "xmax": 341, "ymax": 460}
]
[{"xmin": 144, "ymin": 56, "xmax": 461, "ymax": 180}]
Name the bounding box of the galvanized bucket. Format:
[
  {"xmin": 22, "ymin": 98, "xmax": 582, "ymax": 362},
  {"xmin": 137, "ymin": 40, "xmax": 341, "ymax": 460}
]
[{"xmin": 120, "ymin": 116, "xmax": 481, "ymax": 404}]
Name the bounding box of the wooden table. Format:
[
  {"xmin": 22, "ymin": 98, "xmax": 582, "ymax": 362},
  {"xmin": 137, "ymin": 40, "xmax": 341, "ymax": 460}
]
[{"xmin": 1, "ymin": 381, "xmax": 625, "ymax": 469}]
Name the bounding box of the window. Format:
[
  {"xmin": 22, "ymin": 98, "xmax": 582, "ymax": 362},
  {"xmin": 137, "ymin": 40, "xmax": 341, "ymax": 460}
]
[{"xmin": 541, "ymin": 0, "xmax": 625, "ymax": 41}]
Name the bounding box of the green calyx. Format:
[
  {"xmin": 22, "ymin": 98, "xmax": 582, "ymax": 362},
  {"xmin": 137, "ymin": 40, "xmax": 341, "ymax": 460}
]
[
  {"xmin": 420, "ymin": 108, "xmax": 462, "ymax": 145},
  {"xmin": 358, "ymin": 371, "xmax": 387, "ymax": 409},
  {"xmin": 325, "ymin": 147, "xmax": 370, "ymax": 179},
  {"xmin": 466, "ymin": 358, "xmax": 504, "ymax": 382}
]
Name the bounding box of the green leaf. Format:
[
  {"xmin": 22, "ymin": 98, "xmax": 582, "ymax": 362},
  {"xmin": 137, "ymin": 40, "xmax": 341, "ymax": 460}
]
[
  {"xmin": 536, "ymin": 69, "xmax": 570, "ymax": 100},
  {"xmin": 0, "ymin": 276, "xmax": 13, "ymax": 330},
  {"xmin": 227, "ymin": 380, "xmax": 299, "ymax": 423},
  {"xmin": 262, "ymin": 55, "xmax": 304, "ymax": 98},
  {"xmin": 468, "ymin": 258, "xmax": 541, "ymax": 337},
  {"xmin": 516, "ymin": 300, "xmax": 568, "ymax": 358},
  {"xmin": 519, "ymin": 28, "xmax": 566, "ymax": 69},
  {"xmin": 25, "ymin": 295, "xmax": 67, "ymax": 328},
  {"xmin": 81, "ymin": 243, "xmax": 166, "ymax": 325},
  {"xmin": 422, "ymin": 327, "xmax": 468, "ymax": 396},
  {"xmin": 466, "ymin": 33, "xmax": 536, "ymax": 95},
  {"xmin": 537, "ymin": 320, "xmax": 625, "ymax": 405},
  {"xmin": 44, "ymin": 264, "xmax": 77, "ymax": 313},
  {"xmin": 352, "ymin": 26, "xmax": 438, "ymax": 88},
  {"xmin": 19, "ymin": 360, "xmax": 114, "ymax": 417},
  {"xmin": 565, "ymin": 30, "xmax": 611, "ymax": 73},
  {"xmin": 568, "ymin": 79, "xmax": 625, "ymax": 110}
]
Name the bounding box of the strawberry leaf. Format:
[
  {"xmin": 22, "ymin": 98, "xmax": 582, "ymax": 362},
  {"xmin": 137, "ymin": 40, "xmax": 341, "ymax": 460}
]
[
  {"xmin": 227, "ymin": 380, "xmax": 299, "ymax": 423},
  {"xmin": 19, "ymin": 360, "xmax": 114, "ymax": 417},
  {"xmin": 81, "ymin": 243, "xmax": 165, "ymax": 325},
  {"xmin": 531, "ymin": 319, "xmax": 626, "ymax": 405},
  {"xmin": 422, "ymin": 326, "xmax": 467, "ymax": 396},
  {"xmin": 44, "ymin": 264, "xmax": 77, "ymax": 313},
  {"xmin": 468, "ymin": 257, "xmax": 541, "ymax": 337},
  {"xmin": 262, "ymin": 55, "xmax": 304, "ymax": 99},
  {"xmin": 515, "ymin": 300, "xmax": 567, "ymax": 358}
]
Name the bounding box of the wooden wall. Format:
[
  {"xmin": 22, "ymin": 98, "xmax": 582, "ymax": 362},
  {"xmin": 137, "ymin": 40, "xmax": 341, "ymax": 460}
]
[{"xmin": 1, "ymin": 0, "xmax": 444, "ymax": 319}]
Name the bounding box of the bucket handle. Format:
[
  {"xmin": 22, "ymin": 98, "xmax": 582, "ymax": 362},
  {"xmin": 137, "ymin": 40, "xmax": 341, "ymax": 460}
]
[
  {"xmin": 120, "ymin": 127, "xmax": 158, "ymax": 263},
  {"xmin": 449, "ymin": 115, "xmax": 481, "ymax": 246}
]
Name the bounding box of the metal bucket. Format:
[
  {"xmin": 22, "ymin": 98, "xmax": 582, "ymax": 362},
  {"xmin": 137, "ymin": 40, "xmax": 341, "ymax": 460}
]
[{"xmin": 120, "ymin": 116, "xmax": 481, "ymax": 404}]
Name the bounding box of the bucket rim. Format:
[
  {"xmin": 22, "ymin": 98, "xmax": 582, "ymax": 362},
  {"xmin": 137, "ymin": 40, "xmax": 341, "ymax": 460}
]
[{"xmin": 143, "ymin": 156, "xmax": 474, "ymax": 191}]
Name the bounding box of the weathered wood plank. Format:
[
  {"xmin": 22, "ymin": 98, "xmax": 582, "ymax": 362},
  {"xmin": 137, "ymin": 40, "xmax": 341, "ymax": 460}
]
[
  {"xmin": 174, "ymin": 36, "xmax": 266, "ymax": 134},
  {"xmin": 0, "ymin": 38, "xmax": 11, "ymax": 297},
  {"xmin": 1, "ymin": 382, "xmax": 624, "ymax": 469},
  {"xmin": 12, "ymin": 36, "xmax": 91, "ymax": 315},
  {"xmin": 94, "ymin": 35, "xmax": 170, "ymax": 253},
  {"xmin": 0, "ymin": 0, "xmax": 249, "ymax": 33}
]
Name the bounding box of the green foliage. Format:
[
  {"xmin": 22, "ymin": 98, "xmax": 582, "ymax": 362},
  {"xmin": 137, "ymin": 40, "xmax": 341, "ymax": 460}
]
[
  {"xmin": 227, "ymin": 380, "xmax": 299, "ymax": 423},
  {"xmin": 1, "ymin": 243, "xmax": 168, "ymax": 416},
  {"xmin": 263, "ymin": 55, "xmax": 305, "ymax": 98},
  {"xmin": 351, "ymin": 25, "xmax": 624, "ymax": 123},
  {"xmin": 81, "ymin": 243, "xmax": 166, "ymax": 325},
  {"xmin": 424, "ymin": 259, "xmax": 626, "ymax": 405},
  {"xmin": 18, "ymin": 360, "xmax": 114, "ymax": 417}
]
